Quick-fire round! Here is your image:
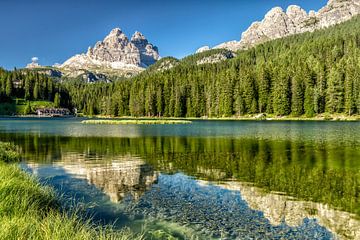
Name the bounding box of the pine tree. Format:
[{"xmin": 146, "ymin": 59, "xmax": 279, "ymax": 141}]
[
  {"xmin": 272, "ymin": 69, "xmax": 291, "ymax": 116},
  {"xmin": 54, "ymin": 93, "xmax": 61, "ymax": 108},
  {"xmin": 326, "ymin": 63, "xmax": 345, "ymax": 113},
  {"xmin": 304, "ymin": 68, "xmax": 316, "ymax": 117},
  {"xmin": 291, "ymin": 73, "xmax": 304, "ymax": 116},
  {"xmin": 24, "ymin": 76, "xmax": 31, "ymax": 100},
  {"xmin": 257, "ymin": 65, "xmax": 271, "ymax": 113},
  {"xmin": 344, "ymin": 58, "xmax": 356, "ymax": 115},
  {"xmin": 23, "ymin": 101, "xmax": 32, "ymax": 115},
  {"xmin": 5, "ymin": 76, "xmax": 12, "ymax": 97},
  {"xmin": 156, "ymin": 85, "xmax": 164, "ymax": 117},
  {"xmin": 33, "ymin": 81, "xmax": 39, "ymax": 100}
]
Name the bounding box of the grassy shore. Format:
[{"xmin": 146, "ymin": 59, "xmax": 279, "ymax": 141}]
[
  {"xmin": 82, "ymin": 119, "xmax": 192, "ymax": 125},
  {"xmin": 0, "ymin": 142, "xmax": 142, "ymax": 240}
]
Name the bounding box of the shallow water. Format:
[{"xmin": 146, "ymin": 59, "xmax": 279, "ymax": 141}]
[{"xmin": 0, "ymin": 118, "xmax": 359, "ymax": 239}]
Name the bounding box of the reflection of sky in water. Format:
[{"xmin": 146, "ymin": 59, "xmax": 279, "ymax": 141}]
[{"xmin": 24, "ymin": 162, "xmax": 334, "ymax": 240}]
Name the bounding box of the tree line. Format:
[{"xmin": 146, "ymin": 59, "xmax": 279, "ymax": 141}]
[{"xmin": 0, "ymin": 69, "xmax": 66, "ymax": 108}]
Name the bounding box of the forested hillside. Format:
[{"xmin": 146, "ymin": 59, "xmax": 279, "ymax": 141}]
[
  {"xmin": 2, "ymin": 16, "xmax": 360, "ymax": 118},
  {"xmin": 62, "ymin": 16, "xmax": 360, "ymax": 117},
  {"xmin": 0, "ymin": 69, "xmax": 68, "ymax": 114}
]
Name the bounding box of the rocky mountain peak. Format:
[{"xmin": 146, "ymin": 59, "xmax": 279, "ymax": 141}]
[
  {"xmin": 264, "ymin": 7, "xmax": 285, "ymax": 19},
  {"xmin": 205, "ymin": 0, "xmax": 360, "ymax": 52},
  {"xmin": 60, "ymin": 27, "xmax": 160, "ymax": 73},
  {"xmin": 108, "ymin": 27, "xmax": 123, "ymax": 36},
  {"xmin": 103, "ymin": 28, "xmax": 129, "ymax": 45},
  {"xmin": 286, "ymin": 5, "xmax": 307, "ymax": 17},
  {"xmin": 131, "ymin": 31, "xmax": 146, "ymax": 41},
  {"xmin": 130, "ymin": 31, "xmax": 149, "ymax": 51}
]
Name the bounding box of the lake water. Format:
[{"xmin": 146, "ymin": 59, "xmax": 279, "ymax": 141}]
[{"xmin": 0, "ymin": 118, "xmax": 359, "ymax": 239}]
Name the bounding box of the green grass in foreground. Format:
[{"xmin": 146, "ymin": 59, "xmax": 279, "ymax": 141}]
[
  {"xmin": 82, "ymin": 119, "xmax": 192, "ymax": 125},
  {"xmin": 0, "ymin": 142, "xmax": 142, "ymax": 240}
]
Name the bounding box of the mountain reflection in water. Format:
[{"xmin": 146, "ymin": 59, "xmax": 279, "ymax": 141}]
[
  {"xmin": 216, "ymin": 181, "xmax": 360, "ymax": 239},
  {"xmin": 29, "ymin": 156, "xmax": 158, "ymax": 203},
  {"xmin": 27, "ymin": 157, "xmax": 359, "ymax": 240}
]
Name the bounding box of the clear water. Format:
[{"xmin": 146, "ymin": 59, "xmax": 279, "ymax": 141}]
[{"xmin": 0, "ymin": 118, "xmax": 359, "ymax": 239}]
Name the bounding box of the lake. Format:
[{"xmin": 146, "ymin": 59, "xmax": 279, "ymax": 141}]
[{"xmin": 0, "ymin": 118, "xmax": 359, "ymax": 239}]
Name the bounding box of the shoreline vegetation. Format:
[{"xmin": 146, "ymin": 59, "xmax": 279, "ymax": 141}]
[
  {"xmin": 84, "ymin": 113, "xmax": 360, "ymax": 122},
  {"xmin": 0, "ymin": 142, "xmax": 142, "ymax": 240},
  {"xmin": 1, "ymin": 113, "xmax": 359, "ymax": 122},
  {"xmin": 81, "ymin": 119, "xmax": 193, "ymax": 125}
]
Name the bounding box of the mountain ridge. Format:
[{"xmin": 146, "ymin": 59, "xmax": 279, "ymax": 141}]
[{"xmin": 198, "ymin": 0, "xmax": 360, "ymax": 52}]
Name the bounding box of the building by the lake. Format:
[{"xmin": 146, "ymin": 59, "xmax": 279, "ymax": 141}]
[{"xmin": 36, "ymin": 108, "xmax": 71, "ymax": 117}]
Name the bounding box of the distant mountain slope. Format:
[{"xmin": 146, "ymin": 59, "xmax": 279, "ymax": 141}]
[
  {"xmin": 198, "ymin": 0, "xmax": 360, "ymax": 52},
  {"xmin": 144, "ymin": 57, "xmax": 180, "ymax": 73},
  {"xmin": 181, "ymin": 49, "xmax": 234, "ymax": 66},
  {"xmin": 141, "ymin": 49, "xmax": 234, "ymax": 76}
]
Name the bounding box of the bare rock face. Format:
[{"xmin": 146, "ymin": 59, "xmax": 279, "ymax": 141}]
[
  {"xmin": 131, "ymin": 31, "xmax": 160, "ymax": 67},
  {"xmin": 240, "ymin": 5, "xmax": 312, "ymax": 47},
  {"xmin": 60, "ymin": 28, "xmax": 160, "ymax": 73},
  {"xmin": 213, "ymin": 41, "xmax": 243, "ymax": 51},
  {"xmin": 317, "ymin": 0, "xmax": 360, "ymax": 28},
  {"xmin": 211, "ymin": 0, "xmax": 360, "ymax": 51}
]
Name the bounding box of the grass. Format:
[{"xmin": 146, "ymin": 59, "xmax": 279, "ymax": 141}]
[
  {"xmin": 0, "ymin": 142, "xmax": 142, "ymax": 240},
  {"xmin": 0, "ymin": 143, "xmax": 20, "ymax": 163},
  {"xmin": 0, "ymin": 98, "xmax": 56, "ymax": 116},
  {"xmin": 16, "ymin": 99, "xmax": 55, "ymax": 114},
  {"xmin": 82, "ymin": 119, "xmax": 193, "ymax": 125}
]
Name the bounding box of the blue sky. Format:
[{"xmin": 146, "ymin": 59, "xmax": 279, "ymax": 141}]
[{"xmin": 0, "ymin": 0, "xmax": 327, "ymax": 69}]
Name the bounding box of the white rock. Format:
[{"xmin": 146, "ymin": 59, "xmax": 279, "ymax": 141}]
[
  {"xmin": 196, "ymin": 46, "xmax": 210, "ymax": 53},
  {"xmin": 209, "ymin": 0, "xmax": 360, "ymax": 51},
  {"xmin": 61, "ymin": 28, "xmax": 160, "ymax": 71},
  {"xmin": 214, "ymin": 41, "xmax": 243, "ymax": 51}
]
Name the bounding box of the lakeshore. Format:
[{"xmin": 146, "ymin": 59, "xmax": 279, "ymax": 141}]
[{"xmin": 1, "ymin": 110, "xmax": 359, "ymax": 122}]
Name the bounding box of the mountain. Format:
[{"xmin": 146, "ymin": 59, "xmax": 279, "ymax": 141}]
[
  {"xmin": 182, "ymin": 49, "xmax": 234, "ymax": 66},
  {"xmin": 141, "ymin": 49, "xmax": 234, "ymax": 76},
  {"xmin": 59, "ymin": 28, "xmax": 160, "ymax": 77},
  {"xmin": 144, "ymin": 57, "xmax": 180, "ymax": 73},
  {"xmin": 197, "ymin": 0, "xmax": 360, "ymax": 52}
]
